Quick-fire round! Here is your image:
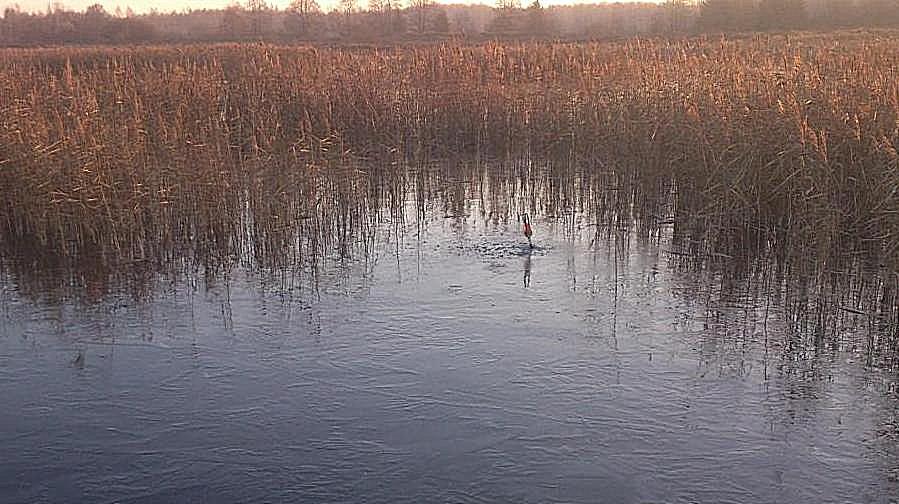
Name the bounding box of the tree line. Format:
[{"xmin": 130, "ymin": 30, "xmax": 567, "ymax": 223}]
[{"xmin": 1, "ymin": 0, "xmax": 898, "ymax": 46}]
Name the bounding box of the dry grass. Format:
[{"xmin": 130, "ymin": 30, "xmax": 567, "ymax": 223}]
[{"xmin": 0, "ymin": 33, "xmax": 897, "ymax": 284}]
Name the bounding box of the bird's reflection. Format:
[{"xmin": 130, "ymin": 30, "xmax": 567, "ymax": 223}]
[{"xmin": 523, "ymin": 249, "xmax": 532, "ymax": 288}]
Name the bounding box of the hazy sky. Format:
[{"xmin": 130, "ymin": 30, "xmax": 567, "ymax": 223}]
[{"xmin": 3, "ymin": 0, "xmax": 634, "ymax": 14}]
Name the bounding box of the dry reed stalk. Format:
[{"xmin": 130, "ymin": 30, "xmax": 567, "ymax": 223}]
[{"xmin": 0, "ymin": 34, "xmax": 895, "ymax": 285}]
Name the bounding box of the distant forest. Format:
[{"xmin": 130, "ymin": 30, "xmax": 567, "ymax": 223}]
[{"xmin": 2, "ymin": 0, "xmax": 899, "ymax": 46}]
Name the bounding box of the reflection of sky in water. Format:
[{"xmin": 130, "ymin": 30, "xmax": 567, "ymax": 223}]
[{"xmin": 0, "ymin": 209, "xmax": 896, "ymax": 503}]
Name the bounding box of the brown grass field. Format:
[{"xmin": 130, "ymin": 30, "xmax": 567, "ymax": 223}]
[{"xmin": 0, "ymin": 32, "xmax": 897, "ymax": 290}]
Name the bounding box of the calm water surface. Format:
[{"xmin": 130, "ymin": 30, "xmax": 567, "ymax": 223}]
[{"xmin": 1, "ymin": 211, "xmax": 898, "ymax": 503}]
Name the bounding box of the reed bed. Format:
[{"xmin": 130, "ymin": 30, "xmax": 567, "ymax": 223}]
[{"xmin": 0, "ymin": 34, "xmax": 896, "ymax": 315}]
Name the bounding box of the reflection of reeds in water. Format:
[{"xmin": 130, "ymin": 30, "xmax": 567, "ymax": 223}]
[{"xmin": 0, "ymin": 37, "xmax": 896, "ymax": 340}]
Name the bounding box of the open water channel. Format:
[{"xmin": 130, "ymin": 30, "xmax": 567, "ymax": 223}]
[{"xmin": 1, "ymin": 187, "xmax": 897, "ymax": 503}]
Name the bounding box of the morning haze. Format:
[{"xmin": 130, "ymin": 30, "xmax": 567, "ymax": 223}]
[
  {"xmin": 6, "ymin": 0, "xmax": 598, "ymax": 13},
  {"xmin": 1, "ymin": 0, "xmax": 898, "ymax": 502}
]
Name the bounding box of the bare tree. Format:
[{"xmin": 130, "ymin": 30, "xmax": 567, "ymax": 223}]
[
  {"xmin": 662, "ymin": 0, "xmax": 691, "ymax": 33},
  {"xmin": 820, "ymin": 0, "xmax": 856, "ymax": 27},
  {"xmin": 340, "ymin": 0, "xmax": 358, "ymax": 15},
  {"xmin": 289, "ymin": 0, "xmax": 320, "ymax": 16},
  {"xmin": 84, "ymin": 3, "xmax": 111, "ymax": 40},
  {"xmin": 222, "ymin": 3, "xmax": 249, "ymax": 38},
  {"xmin": 452, "ymin": 11, "xmax": 475, "ymax": 36},
  {"xmin": 432, "ymin": 8, "xmax": 449, "ymax": 33},
  {"xmin": 858, "ymin": 0, "xmax": 899, "ymax": 27},
  {"xmin": 245, "ymin": 0, "xmax": 268, "ymax": 12},
  {"xmin": 244, "ymin": 0, "xmax": 271, "ymax": 38},
  {"xmin": 285, "ymin": 0, "xmax": 320, "ymax": 36},
  {"xmin": 526, "ymin": 0, "xmax": 548, "ymax": 34},
  {"xmin": 698, "ymin": 0, "xmax": 754, "ymax": 31},
  {"xmin": 410, "ymin": 0, "xmax": 434, "ymax": 32},
  {"xmin": 758, "ymin": 0, "xmax": 806, "ymax": 30},
  {"xmin": 490, "ymin": 0, "xmax": 524, "ymax": 34}
]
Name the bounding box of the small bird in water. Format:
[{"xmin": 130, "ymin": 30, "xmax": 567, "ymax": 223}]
[{"xmin": 521, "ymin": 213, "xmax": 534, "ymax": 248}]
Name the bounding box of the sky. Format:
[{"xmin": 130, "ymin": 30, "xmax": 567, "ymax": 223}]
[{"xmin": 2, "ymin": 0, "xmax": 637, "ymax": 15}]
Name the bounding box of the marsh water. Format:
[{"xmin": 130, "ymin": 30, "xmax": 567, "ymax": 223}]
[{"xmin": 1, "ymin": 165, "xmax": 898, "ymax": 503}]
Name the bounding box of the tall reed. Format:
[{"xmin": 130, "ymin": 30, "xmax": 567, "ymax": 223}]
[{"xmin": 0, "ymin": 34, "xmax": 896, "ymax": 280}]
